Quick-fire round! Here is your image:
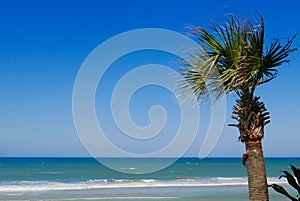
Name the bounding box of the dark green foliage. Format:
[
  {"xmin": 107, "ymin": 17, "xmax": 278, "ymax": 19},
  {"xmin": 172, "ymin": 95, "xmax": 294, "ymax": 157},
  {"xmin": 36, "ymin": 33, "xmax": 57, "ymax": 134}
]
[{"xmin": 269, "ymin": 165, "xmax": 300, "ymax": 200}]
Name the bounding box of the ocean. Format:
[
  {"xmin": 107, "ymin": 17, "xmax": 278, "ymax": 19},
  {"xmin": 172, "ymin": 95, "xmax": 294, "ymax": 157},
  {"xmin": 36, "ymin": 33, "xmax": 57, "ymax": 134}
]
[{"xmin": 0, "ymin": 157, "xmax": 299, "ymax": 201}]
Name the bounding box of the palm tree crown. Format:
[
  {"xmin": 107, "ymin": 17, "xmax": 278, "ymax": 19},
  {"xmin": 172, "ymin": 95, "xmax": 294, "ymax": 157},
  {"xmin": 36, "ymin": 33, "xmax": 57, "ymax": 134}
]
[{"xmin": 181, "ymin": 15, "xmax": 296, "ymax": 98}]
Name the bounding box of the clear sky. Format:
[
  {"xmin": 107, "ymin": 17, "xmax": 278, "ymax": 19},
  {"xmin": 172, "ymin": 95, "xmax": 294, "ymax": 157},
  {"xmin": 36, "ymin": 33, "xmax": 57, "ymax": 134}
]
[{"xmin": 0, "ymin": 0, "xmax": 300, "ymax": 157}]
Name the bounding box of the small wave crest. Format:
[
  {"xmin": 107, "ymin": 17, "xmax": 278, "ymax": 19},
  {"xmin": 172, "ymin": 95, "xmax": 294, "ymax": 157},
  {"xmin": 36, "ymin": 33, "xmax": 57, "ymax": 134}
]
[{"xmin": 0, "ymin": 177, "xmax": 287, "ymax": 193}]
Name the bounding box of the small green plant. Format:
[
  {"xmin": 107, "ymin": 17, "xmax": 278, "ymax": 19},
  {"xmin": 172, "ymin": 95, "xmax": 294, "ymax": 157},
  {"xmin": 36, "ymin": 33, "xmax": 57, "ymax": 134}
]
[{"xmin": 269, "ymin": 165, "xmax": 300, "ymax": 201}]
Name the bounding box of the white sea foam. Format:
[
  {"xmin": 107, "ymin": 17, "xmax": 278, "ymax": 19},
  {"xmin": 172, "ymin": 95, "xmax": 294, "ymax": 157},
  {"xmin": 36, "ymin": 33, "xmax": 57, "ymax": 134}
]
[
  {"xmin": 33, "ymin": 197, "xmax": 180, "ymax": 200},
  {"xmin": 39, "ymin": 172, "xmax": 63, "ymax": 174},
  {"xmin": 0, "ymin": 177, "xmax": 287, "ymax": 193}
]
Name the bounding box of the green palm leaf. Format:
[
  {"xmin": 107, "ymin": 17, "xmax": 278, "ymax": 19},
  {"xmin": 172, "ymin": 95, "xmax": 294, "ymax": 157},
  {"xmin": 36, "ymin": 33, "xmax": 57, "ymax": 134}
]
[
  {"xmin": 268, "ymin": 184, "xmax": 298, "ymax": 201},
  {"xmin": 270, "ymin": 165, "xmax": 300, "ymax": 200},
  {"xmin": 280, "ymin": 171, "xmax": 300, "ymax": 194},
  {"xmin": 290, "ymin": 165, "xmax": 300, "ymax": 186}
]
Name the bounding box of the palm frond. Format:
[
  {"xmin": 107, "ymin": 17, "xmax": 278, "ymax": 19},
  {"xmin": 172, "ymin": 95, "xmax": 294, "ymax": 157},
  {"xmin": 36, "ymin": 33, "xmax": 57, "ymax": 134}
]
[
  {"xmin": 270, "ymin": 165, "xmax": 300, "ymax": 201},
  {"xmin": 268, "ymin": 184, "xmax": 298, "ymax": 201},
  {"xmin": 258, "ymin": 35, "xmax": 297, "ymax": 85}
]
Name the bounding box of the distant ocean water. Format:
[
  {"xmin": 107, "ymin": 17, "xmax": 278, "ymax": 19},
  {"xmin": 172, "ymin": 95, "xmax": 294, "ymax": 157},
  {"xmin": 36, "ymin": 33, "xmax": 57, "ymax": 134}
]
[{"xmin": 0, "ymin": 157, "xmax": 299, "ymax": 201}]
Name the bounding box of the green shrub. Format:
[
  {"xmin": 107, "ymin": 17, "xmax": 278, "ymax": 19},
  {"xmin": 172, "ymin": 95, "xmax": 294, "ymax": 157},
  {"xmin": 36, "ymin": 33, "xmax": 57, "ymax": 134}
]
[{"xmin": 269, "ymin": 165, "xmax": 300, "ymax": 201}]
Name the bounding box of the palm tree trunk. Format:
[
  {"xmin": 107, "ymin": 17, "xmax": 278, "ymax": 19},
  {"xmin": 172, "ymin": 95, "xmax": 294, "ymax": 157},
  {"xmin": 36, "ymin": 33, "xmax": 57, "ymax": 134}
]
[{"xmin": 246, "ymin": 141, "xmax": 269, "ymax": 201}]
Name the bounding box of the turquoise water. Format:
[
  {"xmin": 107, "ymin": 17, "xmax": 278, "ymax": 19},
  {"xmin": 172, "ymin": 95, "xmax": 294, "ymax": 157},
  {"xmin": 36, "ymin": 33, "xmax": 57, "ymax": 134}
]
[{"xmin": 0, "ymin": 157, "xmax": 299, "ymax": 200}]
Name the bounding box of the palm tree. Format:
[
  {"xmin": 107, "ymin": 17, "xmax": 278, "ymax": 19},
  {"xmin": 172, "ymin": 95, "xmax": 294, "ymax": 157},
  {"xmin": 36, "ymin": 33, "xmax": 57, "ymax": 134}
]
[{"xmin": 180, "ymin": 15, "xmax": 296, "ymax": 200}]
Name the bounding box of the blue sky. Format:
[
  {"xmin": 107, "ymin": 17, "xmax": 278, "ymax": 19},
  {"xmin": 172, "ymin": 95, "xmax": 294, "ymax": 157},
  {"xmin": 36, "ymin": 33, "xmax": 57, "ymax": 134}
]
[{"xmin": 0, "ymin": 0, "xmax": 300, "ymax": 157}]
